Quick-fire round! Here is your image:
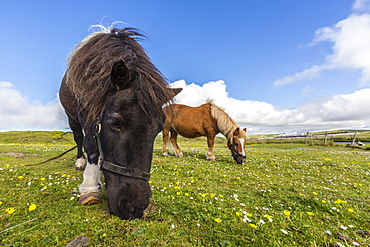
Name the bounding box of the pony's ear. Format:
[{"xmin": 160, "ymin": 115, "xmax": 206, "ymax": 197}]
[
  {"xmin": 171, "ymin": 88, "xmax": 182, "ymax": 97},
  {"xmin": 243, "ymin": 128, "xmax": 247, "ymax": 133},
  {"xmin": 111, "ymin": 60, "xmax": 132, "ymax": 90},
  {"xmin": 234, "ymin": 127, "xmax": 240, "ymax": 136}
]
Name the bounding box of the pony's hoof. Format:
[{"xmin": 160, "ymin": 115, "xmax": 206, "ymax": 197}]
[
  {"xmin": 75, "ymin": 166, "xmax": 85, "ymax": 171},
  {"xmin": 207, "ymin": 157, "xmax": 216, "ymax": 161},
  {"xmin": 162, "ymin": 152, "xmax": 168, "ymax": 157},
  {"xmin": 78, "ymin": 193, "xmax": 101, "ymax": 205}
]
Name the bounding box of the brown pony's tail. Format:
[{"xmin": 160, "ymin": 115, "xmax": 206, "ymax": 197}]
[{"xmin": 166, "ymin": 131, "xmax": 178, "ymax": 156}]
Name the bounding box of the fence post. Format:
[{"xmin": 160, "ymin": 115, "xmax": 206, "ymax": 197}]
[
  {"xmin": 351, "ymin": 133, "xmax": 358, "ymax": 146},
  {"xmin": 324, "ymin": 132, "xmax": 328, "ymax": 145},
  {"xmin": 305, "ymin": 132, "xmax": 309, "ymax": 144}
]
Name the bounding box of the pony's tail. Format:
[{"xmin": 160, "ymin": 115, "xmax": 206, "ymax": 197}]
[{"xmin": 166, "ymin": 131, "xmax": 177, "ymax": 156}]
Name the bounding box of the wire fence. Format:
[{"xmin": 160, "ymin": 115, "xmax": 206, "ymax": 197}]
[{"xmin": 248, "ymin": 132, "xmax": 369, "ymax": 147}]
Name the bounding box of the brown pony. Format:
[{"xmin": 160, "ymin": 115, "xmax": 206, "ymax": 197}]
[{"xmin": 162, "ymin": 102, "xmax": 247, "ymax": 164}]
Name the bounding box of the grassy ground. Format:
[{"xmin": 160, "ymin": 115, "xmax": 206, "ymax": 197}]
[{"xmin": 0, "ymin": 131, "xmax": 369, "ymax": 246}]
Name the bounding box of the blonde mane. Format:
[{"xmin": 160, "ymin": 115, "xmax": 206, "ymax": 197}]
[{"xmin": 209, "ymin": 102, "xmax": 247, "ymax": 141}]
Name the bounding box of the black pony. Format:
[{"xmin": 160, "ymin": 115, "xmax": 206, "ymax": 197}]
[{"xmin": 59, "ymin": 25, "xmax": 181, "ymax": 220}]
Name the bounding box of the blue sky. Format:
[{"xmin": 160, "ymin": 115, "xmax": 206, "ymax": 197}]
[{"xmin": 1, "ymin": 0, "xmax": 370, "ymax": 134}]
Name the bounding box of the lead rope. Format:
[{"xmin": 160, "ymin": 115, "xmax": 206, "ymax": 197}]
[{"xmin": 25, "ymin": 145, "xmax": 77, "ymax": 167}]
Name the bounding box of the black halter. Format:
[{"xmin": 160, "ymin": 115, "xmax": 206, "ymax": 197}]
[
  {"xmin": 229, "ymin": 144, "xmax": 246, "ymax": 160},
  {"xmin": 92, "ymin": 117, "xmax": 151, "ymax": 182}
]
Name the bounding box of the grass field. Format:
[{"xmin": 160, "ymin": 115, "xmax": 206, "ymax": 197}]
[{"xmin": 0, "ymin": 131, "xmax": 369, "ymax": 246}]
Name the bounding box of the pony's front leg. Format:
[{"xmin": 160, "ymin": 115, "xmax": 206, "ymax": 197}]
[
  {"xmin": 78, "ymin": 135, "xmax": 102, "ymax": 205},
  {"xmin": 78, "ymin": 162, "xmax": 102, "ymax": 204},
  {"xmin": 206, "ymin": 135, "xmax": 216, "ymax": 161}
]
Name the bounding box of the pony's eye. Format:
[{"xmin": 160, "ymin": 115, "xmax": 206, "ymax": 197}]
[{"xmin": 108, "ymin": 118, "xmax": 121, "ymax": 130}]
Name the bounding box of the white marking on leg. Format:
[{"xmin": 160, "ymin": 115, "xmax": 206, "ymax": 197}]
[
  {"xmin": 79, "ymin": 162, "xmax": 102, "ymax": 195},
  {"xmin": 206, "ymin": 150, "xmax": 215, "ymax": 161},
  {"xmin": 75, "ymin": 157, "xmax": 86, "ymax": 169}
]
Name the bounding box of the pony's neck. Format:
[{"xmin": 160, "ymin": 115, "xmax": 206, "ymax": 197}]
[{"xmin": 220, "ymin": 124, "xmax": 238, "ymax": 143}]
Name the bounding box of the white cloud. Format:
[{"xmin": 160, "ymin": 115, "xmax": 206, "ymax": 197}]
[
  {"xmin": 170, "ymin": 80, "xmax": 370, "ymax": 134},
  {"xmin": 1, "ymin": 80, "xmax": 369, "ymax": 135},
  {"xmin": 273, "ymin": 5, "xmax": 370, "ymax": 87},
  {"xmin": 302, "ymin": 88, "xmax": 370, "ymax": 121},
  {"xmin": 273, "ymin": 65, "xmax": 323, "ymax": 88},
  {"xmin": 353, "ymin": 0, "xmax": 370, "ymax": 11},
  {"xmin": 0, "ymin": 82, "xmax": 68, "ymax": 131},
  {"xmin": 302, "ymin": 85, "xmax": 315, "ymax": 95}
]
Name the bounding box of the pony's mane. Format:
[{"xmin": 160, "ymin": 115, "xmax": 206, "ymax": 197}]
[
  {"xmin": 209, "ymin": 102, "xmax": 247, "ymax": 140},
  {"xmin": 66, "ymin": 24, "xmax": 174, "ymax": 127}
]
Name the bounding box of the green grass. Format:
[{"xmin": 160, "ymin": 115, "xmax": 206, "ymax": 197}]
[{"xmin": 0, "ymin": 132, "xmax": 369, "ymax": 246}]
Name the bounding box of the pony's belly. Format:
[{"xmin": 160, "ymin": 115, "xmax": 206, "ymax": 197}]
[{"xmin": 177, "ymin": 129, "xmax": 203, "ymax": 138}]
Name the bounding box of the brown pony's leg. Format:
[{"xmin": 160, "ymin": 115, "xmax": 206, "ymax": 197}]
[
  {"xmin": 206, "ymin": 133, "xmax": 216, "ymax": 161},
  {"xmin": 162, "ymin": 126, "xmax": 169, "ymax": 157},
  {"xmin": 170, "ymin": 129, "xmax": 183, "ymax": 157}
]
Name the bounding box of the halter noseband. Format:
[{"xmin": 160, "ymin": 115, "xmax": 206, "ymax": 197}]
[
  {"xmin": 229, "ymin": 144, "xmax": 246, "ymax": 160},
  {"xmin": 92, "ymin": 117, "xmax": 151, "ymax": 182}
]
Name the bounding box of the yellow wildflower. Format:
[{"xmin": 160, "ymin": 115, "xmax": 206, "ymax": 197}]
[
  {"xmin": 283, "ymin": 210, "xmax": 291, "ymax": 216},
  {"xmin": 6, "ymin": 207, "xmax": 15, "ymax": 214},
  {"xmin": 348, "ymin": 208, "xmax": 354, "ymax": 213},
  {"xmin": 29, "ymin": 204, "xmax": 37, "ymax": 211},
  {"xmin": 214, "ymin": 218, "xmax": 222, "ymax": 223},
  {"xmin": 249, "ymin": 223, "xmax": 258, "ymax": 229},
  {"xmin": 263, "ymin": 214, "xmax": 272, "ymax": 219},
  {"xmin": 306, "ymin": 212, "xmax": 314, "ymax": 216}
]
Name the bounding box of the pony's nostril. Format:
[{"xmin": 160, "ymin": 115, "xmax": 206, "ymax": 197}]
[{"xmin": 125, "ymin": 201, "xmax": 135, "ymax": 213}]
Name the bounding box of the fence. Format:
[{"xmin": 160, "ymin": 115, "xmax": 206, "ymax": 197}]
[{"xmin": 248, "ymin": 132, "xmax": 365, "ymax": 146}]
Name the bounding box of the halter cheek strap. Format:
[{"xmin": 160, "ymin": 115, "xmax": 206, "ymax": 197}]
[
  {"xmin": 92, "ymin": 117, "xmax": 150, "ymax": 182},
  {"xmin": 229, "ymin": 144, "xmax": 246, "ymax": 160}
]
